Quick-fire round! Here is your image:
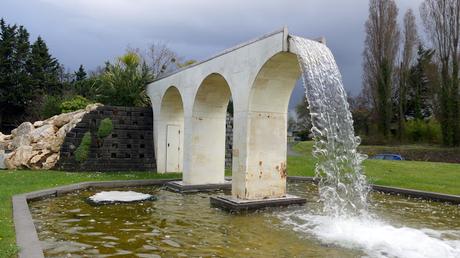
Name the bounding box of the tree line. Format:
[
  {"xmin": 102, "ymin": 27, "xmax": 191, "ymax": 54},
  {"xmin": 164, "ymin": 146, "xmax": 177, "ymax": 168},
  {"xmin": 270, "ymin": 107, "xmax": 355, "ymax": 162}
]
[
  {"xmin": 291, "ymin": 0, "xmax": 460, "ymax": 147},
  {"xmin": 0, "ymin": 18, "xmax": 193, "ymax": 133},
  {"xmin": 358, "ymin": 0, "xmax": 460, "ymax": 147}
]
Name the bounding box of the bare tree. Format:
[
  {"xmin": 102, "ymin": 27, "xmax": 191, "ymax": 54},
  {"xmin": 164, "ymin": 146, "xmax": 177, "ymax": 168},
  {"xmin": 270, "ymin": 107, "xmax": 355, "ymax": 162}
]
[
  {"xmin": 145, "ymin": 43, "xmax": 180, "ymax": 78},
  {"xmin": 130, "ymin": 43, "xmax": 197, "ymax": 80},
  {"xmin": 362, "ymin": 0, "xmax": 400, "ymax": 139},
  {"xmin": 420, "ymin": 0, "xmax": 460, "ymax": 146},
  {"xmin": 397, "ymin": 9, "xmax": 419, "ymax": 140}
]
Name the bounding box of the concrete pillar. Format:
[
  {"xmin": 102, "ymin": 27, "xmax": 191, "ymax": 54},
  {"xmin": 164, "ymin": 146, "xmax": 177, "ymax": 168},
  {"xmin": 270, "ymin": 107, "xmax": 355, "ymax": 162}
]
[
  {"xmin": 232, "ymin": 52, "xmax": 300, "ymax": 199},
  {"xmin": 183, "ymin": 73, "xmax": 231, "ymax": 185}
]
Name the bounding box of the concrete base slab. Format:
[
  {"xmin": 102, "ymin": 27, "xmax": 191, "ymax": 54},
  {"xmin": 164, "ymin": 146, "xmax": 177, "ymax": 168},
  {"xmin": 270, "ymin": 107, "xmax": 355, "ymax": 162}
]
[
  {"xmin": 210, "ymin": 194, "xmax": 306, "ymax": 212},
  {"xmin": 165, "ymin": 180, "xmax": 231, "ymax": 193}
]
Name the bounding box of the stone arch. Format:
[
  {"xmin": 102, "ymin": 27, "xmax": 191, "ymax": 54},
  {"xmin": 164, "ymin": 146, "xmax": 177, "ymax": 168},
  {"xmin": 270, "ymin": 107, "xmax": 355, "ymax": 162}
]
[
  {"xmin": 183, "ymin": 73, "xmax": 232, "ymax": 184},
  {"xmin": 159, "ymin": 86, "xmax": 184, "ymax": 172},
  {"xmin": 238, "ymin": 52, "xmax": 301, "ymax": 199}
]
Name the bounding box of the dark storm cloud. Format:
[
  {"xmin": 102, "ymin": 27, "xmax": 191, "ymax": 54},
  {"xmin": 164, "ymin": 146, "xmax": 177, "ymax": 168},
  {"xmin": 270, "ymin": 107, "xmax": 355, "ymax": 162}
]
[{"xmin": 2, "ymin": 0, "xmax": 424, "ymax": 108}]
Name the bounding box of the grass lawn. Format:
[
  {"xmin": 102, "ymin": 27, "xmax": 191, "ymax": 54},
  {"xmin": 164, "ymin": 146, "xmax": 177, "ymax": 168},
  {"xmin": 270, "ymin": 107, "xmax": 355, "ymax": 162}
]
[
  {"xmin": 288, "ymin": 141, "xmax": 460, "ymax": 196},
  {"xmin": 0, "ymin": 170, "xmax": 180, "ymax": 258}
]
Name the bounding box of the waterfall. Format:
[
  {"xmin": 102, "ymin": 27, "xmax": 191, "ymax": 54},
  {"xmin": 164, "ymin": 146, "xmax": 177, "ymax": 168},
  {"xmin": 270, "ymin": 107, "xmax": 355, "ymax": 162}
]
[
  {"xmin": 280, "ymin": 37, "xmax": 460, "ymax": 258},
  {"xmin": 291, "ymin": 36, "xmax": 370, "ymax": 217}
]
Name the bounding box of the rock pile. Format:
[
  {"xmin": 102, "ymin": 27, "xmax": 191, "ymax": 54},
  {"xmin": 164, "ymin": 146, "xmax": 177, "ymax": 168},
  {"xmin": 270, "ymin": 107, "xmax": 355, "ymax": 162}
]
[{"xmin": 0, "ymin": 104, "xmax": 102, "ymax": 169}]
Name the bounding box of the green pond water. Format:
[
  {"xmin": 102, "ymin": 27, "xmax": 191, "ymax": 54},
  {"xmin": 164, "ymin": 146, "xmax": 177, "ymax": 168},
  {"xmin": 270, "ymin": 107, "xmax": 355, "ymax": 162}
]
[{"xmin": 30, "ymin": 182, "xmax": 460, "ymax": 258}]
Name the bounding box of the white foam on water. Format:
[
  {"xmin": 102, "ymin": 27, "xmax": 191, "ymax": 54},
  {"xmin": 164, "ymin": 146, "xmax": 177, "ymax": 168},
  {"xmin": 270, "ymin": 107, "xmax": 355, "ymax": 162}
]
[
  {"xmin": 280, "ymin": 211, "xmax": 460, "ymax": 258},
  {"xmin": 89, "ymin": 191, "xmax": 152, "ymax": 203}
]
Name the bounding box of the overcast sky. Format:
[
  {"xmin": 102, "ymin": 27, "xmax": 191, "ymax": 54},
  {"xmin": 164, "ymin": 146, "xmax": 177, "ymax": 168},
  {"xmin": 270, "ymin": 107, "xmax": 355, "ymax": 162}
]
[{"xmin": 2, "ymin": 0, "xmax": 424, "ymax": 108}]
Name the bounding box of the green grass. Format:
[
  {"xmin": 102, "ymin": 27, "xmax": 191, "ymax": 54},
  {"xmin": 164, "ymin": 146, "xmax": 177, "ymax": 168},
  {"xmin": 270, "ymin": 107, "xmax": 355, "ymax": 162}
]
[
  {"xmin": 0, "ymin": 170, "xmax": 180, "ymax": 258},
  {"xmin": 288, "ymin": 141, "xmax": 460, "ymax": 195}
]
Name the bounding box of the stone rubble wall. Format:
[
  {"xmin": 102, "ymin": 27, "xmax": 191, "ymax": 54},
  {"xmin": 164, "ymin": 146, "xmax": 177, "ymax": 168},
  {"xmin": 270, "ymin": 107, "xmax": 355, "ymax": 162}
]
[{"xmin": 0, "ymin": 104, "xmax": 102, "ymax": 169}]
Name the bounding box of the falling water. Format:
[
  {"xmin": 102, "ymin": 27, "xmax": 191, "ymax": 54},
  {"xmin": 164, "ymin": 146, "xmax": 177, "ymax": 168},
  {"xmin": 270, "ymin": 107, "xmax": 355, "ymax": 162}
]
[
  {"xmin": 291, "ymin": 36, "xmax": 370, "ymax": 217},
  {"xmin": 282, "ymin": 36, "xmax": 460, "ymax": 258}
]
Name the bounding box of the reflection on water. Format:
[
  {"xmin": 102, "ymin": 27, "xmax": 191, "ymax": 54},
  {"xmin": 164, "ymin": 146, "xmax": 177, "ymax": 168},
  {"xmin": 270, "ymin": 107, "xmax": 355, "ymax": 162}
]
[{"xmin": 30, "ymin": 182, "xmax": 460, "ymax": 258}]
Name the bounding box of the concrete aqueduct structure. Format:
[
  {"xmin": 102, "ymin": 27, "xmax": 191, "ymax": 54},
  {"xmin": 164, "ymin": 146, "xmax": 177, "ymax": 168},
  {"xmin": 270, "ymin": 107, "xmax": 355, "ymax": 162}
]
[{"xmin": 147, "ymin": 28, "xmax": 322, "ymax": 206}]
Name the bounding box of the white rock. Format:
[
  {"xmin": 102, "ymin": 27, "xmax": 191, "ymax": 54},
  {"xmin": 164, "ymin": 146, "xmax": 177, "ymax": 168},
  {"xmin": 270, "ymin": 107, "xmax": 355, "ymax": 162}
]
[
  {"xmin": 30, "ymin": 124, "xmax": 56, "ymax": 143},
  {"xmin": 33, "ymin": 120, "xmax": 45, "ymax": 127},
  {"xmin": 4, "ymin": 145, "xmax": 34, "ymax": 169},
  {"xmin": 0, "ymin": 150, "xmax": 6, "ymax": 169},
  {"xmin": 29, "ymin": 149, "xmax": 51, "ymax": 165},
  {"xmin": 0, "ymin": 132, "xmax": 12, "ymax": 142},
  {"xmin": 42, "ymin": 153, "xmax": 59, "ymax": 170},
  {"xmin": 11, "ymin": 122, "xmax": 34, "ymax": 137},
  {"xmin": 89, "ymin": 191, "xmax": 153, "ymax": 203},
  {"xmin": 11, "ymin": 122, "xmax": 34, "ymax": 148},
  {"xmin": 52, "ymin": 113, "xmax": 74, "ymax": 128},
  {"xmin": 4, "ymin": 103, "xmax": 103, "ymax": 170}
]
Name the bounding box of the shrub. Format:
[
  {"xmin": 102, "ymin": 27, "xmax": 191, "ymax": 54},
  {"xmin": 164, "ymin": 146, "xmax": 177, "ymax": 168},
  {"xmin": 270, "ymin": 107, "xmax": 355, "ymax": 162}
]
[
  {"xmin": 425, "ymin": 119, "xmax": 442, "ymax": 144},
  {"xmin": 60, "ymin": 95, "xmax": 92, "ymax": 113},
  {"xmin": 40, "ymin": 95, "xmax": 62, "ymax": 119},
  {"xmin": 75, "ymin": 132, "xmax": 92, "ymax": 162},
  {"xmin": 405, "ymin": 119, "xmax": 442, "ymax": 144},
  {"xmin": 98, "ymin": 51, "xmax": 152, "ymax": 107},
  {"xmin": 97, "ymin": 118, "xmax": 113, "ymax": 138}
]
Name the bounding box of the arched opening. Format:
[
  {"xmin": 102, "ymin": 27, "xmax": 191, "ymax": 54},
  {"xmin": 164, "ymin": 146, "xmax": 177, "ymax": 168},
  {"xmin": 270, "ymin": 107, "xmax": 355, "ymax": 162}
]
[
  {"xmin": 160, "ymin": 86, "xmax": 184, "ymax": 173},
  {"xmin": 237, "ymin": 52, "xmax": 301, "ymax": 199},
  {"xmin": 184, "ymin": 73, "xmax": 232, "ymax": 184}
]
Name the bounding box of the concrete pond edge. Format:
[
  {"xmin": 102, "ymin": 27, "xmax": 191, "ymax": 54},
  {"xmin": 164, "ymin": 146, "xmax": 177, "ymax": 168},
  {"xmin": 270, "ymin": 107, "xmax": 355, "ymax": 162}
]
[{"xmin": 12, "ymin": 176, "xmax": 460, "ymax": 258}]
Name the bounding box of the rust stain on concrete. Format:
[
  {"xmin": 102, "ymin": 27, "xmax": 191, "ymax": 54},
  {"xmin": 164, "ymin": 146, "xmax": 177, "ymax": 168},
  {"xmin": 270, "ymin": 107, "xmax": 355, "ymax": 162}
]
[{"xmin": 278, "ymin": 162, "xmax": 287, "ymax": 179}]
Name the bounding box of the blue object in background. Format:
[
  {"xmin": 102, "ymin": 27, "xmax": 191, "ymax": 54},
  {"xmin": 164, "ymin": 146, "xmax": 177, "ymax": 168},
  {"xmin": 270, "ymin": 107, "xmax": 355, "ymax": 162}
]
[{"xmin": 371, "ymin": 154, "xmax": 404, "ymax": 161}]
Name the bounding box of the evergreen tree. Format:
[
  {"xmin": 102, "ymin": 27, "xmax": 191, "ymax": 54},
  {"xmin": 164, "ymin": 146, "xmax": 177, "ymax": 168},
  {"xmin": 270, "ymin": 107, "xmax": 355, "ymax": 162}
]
[
  {"xmin": 406, "ymin": 46, "xmax": 435, "ymax": 120},
  {"xmin": 74, "ymin": 64, "xmax": 87, "ymax": 82},
  {"xmin": 72, "ymin": 64, "xmax": 101, "ymax": 99},
  {"xmin": 27, "ymin": 36, "xmax": 61, "ymax": 95},
  {"xmin": 0, "ymin": 19, "xmax": 32, "ymax": 128},
  {"xmin": 0, "ymin": 19, "xmax": 66, "ymax": 130}
]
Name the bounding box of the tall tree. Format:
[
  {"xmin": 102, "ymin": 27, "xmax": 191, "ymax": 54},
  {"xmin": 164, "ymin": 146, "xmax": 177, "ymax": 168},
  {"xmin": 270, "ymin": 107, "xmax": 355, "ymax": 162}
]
[
  {"xmin": 27, "ymin": 36, "xmax": 61, "ymax": 95},
  {"xmin": 397, "ymin": 9, "xmax": 418, "ymax": 140},
  {"xmin": 420, "ymin": 0, "xmax": 460, "ymax": 146},
  {"xmin": 406, "ymin": 46, "xmax": 435, "ymax": 120},
  {"xmin": 74, "ymin": 64, "xmax": 87, "ymax": 82},
  {"xmin": 362, "ymin": 0, "xmax": 400, "ymax": 139},
  {"xmin": 0, "ymin": 19, "xmax": 32, "ymax": 129}
]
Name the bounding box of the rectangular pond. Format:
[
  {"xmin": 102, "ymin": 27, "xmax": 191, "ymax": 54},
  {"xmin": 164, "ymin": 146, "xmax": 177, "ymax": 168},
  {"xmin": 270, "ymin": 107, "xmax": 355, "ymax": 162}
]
[{"xmin": 30, "ymin": 182, "xmax": 460, "ymax": 257}]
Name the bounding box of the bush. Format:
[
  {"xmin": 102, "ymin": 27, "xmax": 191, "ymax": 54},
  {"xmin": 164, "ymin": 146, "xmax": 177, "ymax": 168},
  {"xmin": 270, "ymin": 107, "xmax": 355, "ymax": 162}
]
[
  {"xmin": 98, "ymin": 52, "xmax": 152, "ymax": 107},
  {"xmin": 405, "ymin": 119, "xmax": 442, "ymax": 144},
  {"xmin": 75, "ymin": 132, "xmax": 92, "ymax": 162},
  {"xmin": 40, "ymin": 95, "xmax": 62, "ymax": 119},
  {"xmin": 97, "ymin": 118, "xmax": 113, "ymax": 138},
  {"xmin": 60, "ymin": 95, "xmax": 92, "ymax": 113}
]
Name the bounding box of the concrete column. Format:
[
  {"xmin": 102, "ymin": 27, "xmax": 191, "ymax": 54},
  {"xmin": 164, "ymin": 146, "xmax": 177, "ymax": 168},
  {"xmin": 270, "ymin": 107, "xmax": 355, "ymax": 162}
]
[
  {"xmin": 232, "ymin": 52, "xmax": 300, "ymax": 199},
  {"xmin": 182, "ymin": 73, "xmax": 231, "ymax": 185}
]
